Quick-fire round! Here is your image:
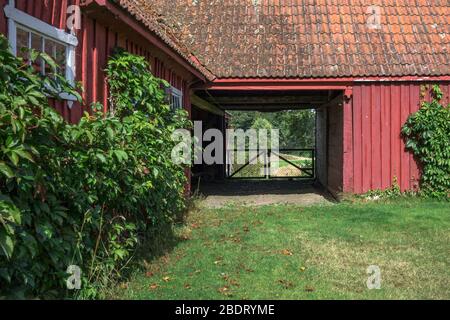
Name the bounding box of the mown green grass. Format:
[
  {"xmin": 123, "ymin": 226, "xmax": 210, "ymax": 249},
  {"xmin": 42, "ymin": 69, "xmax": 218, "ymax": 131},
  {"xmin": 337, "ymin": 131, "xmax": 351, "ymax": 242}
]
[{"xmin": 111, "ymin": 199, "xmax": 450, "ymax": 300}]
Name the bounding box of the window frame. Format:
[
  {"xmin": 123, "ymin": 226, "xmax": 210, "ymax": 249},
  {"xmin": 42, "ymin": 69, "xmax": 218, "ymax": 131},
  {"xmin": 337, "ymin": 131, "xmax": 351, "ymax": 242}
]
[
  {"xmin": 169, "ymin": 86, "xmax": 183, "ymax": 111},
  {"xmin": 4, "ymin": 2, "xmax": 79, "ymax": 104}
]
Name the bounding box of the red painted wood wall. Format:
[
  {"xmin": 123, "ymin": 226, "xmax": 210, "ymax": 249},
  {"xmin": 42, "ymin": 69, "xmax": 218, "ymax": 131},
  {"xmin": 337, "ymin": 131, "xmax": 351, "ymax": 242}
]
[
  {"xmin": 0, "ymin": 0, "xmax": 190, "ymax": 123},
  {"xmin": 344, "ymin": 81, "xmax": 450, "ymax": 194}
]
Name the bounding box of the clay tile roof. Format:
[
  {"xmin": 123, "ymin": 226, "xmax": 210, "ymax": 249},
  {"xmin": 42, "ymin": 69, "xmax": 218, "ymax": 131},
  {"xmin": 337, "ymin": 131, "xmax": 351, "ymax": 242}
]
[
  {"xmin": 112, "ymin": 0, "xmax": 215, "ymax": 80},
  {"xmin": 147, "ymin": 0, "xmax": 450, "ymax": 79}
]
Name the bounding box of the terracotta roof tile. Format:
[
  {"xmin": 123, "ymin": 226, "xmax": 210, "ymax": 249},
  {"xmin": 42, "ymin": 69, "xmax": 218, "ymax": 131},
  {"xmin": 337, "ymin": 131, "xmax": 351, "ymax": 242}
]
[{"xmin": 147, "ymin": 0, "xmax": 449, "ymax": 78}]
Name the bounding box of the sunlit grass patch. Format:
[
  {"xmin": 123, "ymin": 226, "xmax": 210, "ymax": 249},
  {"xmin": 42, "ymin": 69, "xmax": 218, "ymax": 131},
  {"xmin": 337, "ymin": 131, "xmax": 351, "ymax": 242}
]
[{"xmin": 110, "ymin": 199, "xmax": 450, "ymax": 300}]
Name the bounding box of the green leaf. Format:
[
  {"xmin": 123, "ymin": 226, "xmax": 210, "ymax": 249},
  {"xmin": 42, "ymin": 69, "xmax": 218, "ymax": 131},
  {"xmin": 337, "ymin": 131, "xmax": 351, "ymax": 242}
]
[
  {"xmin": 0, "ymin": 231, "xmax": 14, "ymax": 259},
  {"xmin": 15, "ymin": 149, "xmax": 34, "ymax": 163},
  {"xmin": 0, "ymin": 162, "xmax": 14, "ymax": 178}
]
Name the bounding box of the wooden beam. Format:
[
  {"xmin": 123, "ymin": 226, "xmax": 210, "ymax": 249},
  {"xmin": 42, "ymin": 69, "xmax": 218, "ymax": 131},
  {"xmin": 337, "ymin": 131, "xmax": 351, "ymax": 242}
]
[
  {"xmin": 224, "ymin": 104, "xmax": 318, "ymax": 111},
  {"xmin": 204, "ymin": 95, "xmax": 329, "ymax": 105},
  {"xmin": 191, "ymin": 94, "xmax": 224, "ymax": 116},
  {"xmin": 317, "ymin": 93, "xmax": 344, "ymax": 109}
]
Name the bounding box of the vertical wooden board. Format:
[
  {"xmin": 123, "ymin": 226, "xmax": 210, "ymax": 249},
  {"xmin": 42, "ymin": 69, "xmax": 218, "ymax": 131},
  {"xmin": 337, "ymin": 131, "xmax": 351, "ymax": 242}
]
[
  {"xmin": 15, "ymin": 0, "xmax": 26, "ymax": 12},
  {"xmin": 83, "ymin": 16, "xmax": 94, "ymax": 110},
  {"xmin": 447, "ymin": 83, "xmax": 450, "ymax": 104},
  {"xmin": 0, "ymin": 0, "xmax": 7, "ymax": 36},
  {"xmin": 361, "ymin": 85, "xmax": 372, "ymax": 192},
  {"xmin": 371, "ymin": 84, "xmax": 382, "ymax": 190},
  {"xmin": 157, "ymin": 59, "xmax": 162, "ymax": 78},
  {"xmin": 70, "ymin": 10, "xmax": 83, "ymax": 123},
  {"xmin": 51, "ymin": 0, "xmax": 59, "ymax": 28},
  {"xmin": 58, "ymin": 0, "xmax": 68, "ymax": 30},
  {"xmin": 390, "ymin": 84, "xmax": 401, "ymax": 185},
  {"xmin": 352, "ymin": 85, "xmax": 363, "ymax": 193},
  {"xmin": 25, "ymin": 0, "xmax": 34, "ymax": 15},
  {"xmin": 153, "ymin": 58, "xmax": 158, "ymax": 76},
  {"xmin": 91, "ymin": 20, "xmax": 99, "ymax": 104},
  {"xmin": 380, "ymin": 84, "xmax": 391, "ymax": 189},
  {"xmin": 442, "ymin": 82, "xmax": 450, "ymax": 104},
  {"xmin": 53, "ymin": 100, "xmax": 65, "ymax": 120},
  {"xmin": 96, "ymin": 24, "xmax": 106, "ymax": 111},
  {"xmin": 41, "ymin": 0, "xmax": 52, "ymax": 25},
  {"xmin": 103, "ymin": 28, "xmax": 116, "ymax": 111},
  {"xmin": 117, "ymin": 33, "xmax": 127, "ymax": 49},
  {"xmin": 33, "ymin": 0, "xmax": 42, "ymax": 24},
  {"xmin": 343, "ymin": 93, "xmax": 354, "ymax": 193},
  {"xmin": 409, "ymin": 84, "xmax": 421, "ymax": 191},
  {"xmin": 92, "ymin": 20, "xmax": 99, "ymax": 105},
  {"xmin": 400, "ymin": 84, "xmax": 411, "ymax": 191}
]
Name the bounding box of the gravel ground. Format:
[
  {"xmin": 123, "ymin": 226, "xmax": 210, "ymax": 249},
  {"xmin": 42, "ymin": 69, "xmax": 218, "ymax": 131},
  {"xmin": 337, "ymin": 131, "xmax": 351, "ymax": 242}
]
[{"xmin": 197, "ymin": 180, "xmax": 334, "ymax": 208}]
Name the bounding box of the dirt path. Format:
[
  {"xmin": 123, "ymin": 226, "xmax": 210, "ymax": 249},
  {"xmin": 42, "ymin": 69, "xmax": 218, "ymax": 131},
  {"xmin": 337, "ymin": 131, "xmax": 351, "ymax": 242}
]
[{"xmin": 198, "ymin": 180, "xmax": 333, "ymax": 208}]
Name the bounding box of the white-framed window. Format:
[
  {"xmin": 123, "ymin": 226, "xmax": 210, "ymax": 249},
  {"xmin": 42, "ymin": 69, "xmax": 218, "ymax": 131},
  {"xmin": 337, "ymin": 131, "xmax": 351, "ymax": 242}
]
[
  {"xmin": 4, "ymin": 1, "xmax": 78, "ymax": 104},
  {"xmin": 169, "ymin": 86, "xmax": 183, "ymax": 111}
]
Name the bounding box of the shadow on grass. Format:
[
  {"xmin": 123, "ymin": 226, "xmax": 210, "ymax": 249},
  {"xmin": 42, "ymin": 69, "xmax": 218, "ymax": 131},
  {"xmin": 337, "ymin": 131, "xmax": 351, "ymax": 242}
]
[{"xmin": 119, "ymin": 198, "xmax": 198, "ymax": 283}]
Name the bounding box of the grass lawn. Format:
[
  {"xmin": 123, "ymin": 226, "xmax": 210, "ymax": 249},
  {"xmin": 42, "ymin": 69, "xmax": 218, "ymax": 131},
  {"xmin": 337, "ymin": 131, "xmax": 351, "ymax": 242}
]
[{"xmin": 111, "ymin": 199, "xmax": 450, "ymax": 300}]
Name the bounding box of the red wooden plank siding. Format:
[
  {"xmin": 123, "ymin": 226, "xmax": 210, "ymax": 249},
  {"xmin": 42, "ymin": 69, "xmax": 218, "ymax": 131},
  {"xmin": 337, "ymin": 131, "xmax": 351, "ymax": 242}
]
[
  {"xmin": 352, "ymin": 85, "xmax": 363, "ymax": 194},
  {"xmin": 345, "ymin": 81, "xmax": 450, "ymax": 194},
  {"xmin": 380, "ymin": 84, "xmax": 391, "ymax": 190},
  {"xmin": 400, "ymin": 84, "xmax": 411, "ymax": 191},
  {"xmin": 409, "ymin": 84, "xmax": 421, "ymax": 191},
  {"xmin": 82, "ymin": 15, "xmax": 95, "ymax": 114},
  {"xmin": 390, "ymin": 84, "xmax": 402, "ymax": 189},
  {"xmin": 371, "ymin": 84, "xmax": 382, "ymax": 190},
  {"xmin": 0, "ymin": 0, "xmax": 6, "ymax": 35},
  {"xmin": 361, "ymin": 84, "xmax": 372, "ymax": 192},
  {"xmin": 1, "ymin": 0, "xmax": 190, "ymax": 123},
  {"xmin": 343, "ymin": 91, "xmax": 354, "ymax": 193}
]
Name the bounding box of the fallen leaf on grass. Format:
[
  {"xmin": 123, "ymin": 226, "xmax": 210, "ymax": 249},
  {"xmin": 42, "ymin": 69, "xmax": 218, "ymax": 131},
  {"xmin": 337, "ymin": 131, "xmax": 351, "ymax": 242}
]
[
  {"xmin": 149, "ymin": 283, "xmax": 160, "ymax": 290},
  {"xmin": 281, "ymin": 249, "xmax": 293, "ymax": 256},
  {"xmin": 218, "ymin": 286, "xmax": 233, "ymax": 296},
  {"xmin": 145, "ymin": 271, "xmax": 154, "ymax": 278},
  {"xmin": 304, "ymin": 285, "xmax": 315, "ymax": 292},
  {"xmin": 299, "ymin": 267, "xmax": 307, "ymax": 272},
  {"xmin": 278, "ymin": 279, "xmax": 295, "ymax": 289},
  {"xmin": 228, "ymin": 279, "xmax": 240, "ymax": 287},
  {"xmin": 184, "ymin": 283, "xmax": 191, "ymax": 289},
  {"xmin": 163, "ymin": 276, "xmax": 171, "ymax": 282}
]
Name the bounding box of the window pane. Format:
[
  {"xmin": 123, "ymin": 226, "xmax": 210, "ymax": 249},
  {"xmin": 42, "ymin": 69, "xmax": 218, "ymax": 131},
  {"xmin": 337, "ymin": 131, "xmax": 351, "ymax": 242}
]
[
  {"xmin": 31, "ymin": 32, "xmax": 42, "ymax": 51},
  {"xmin": 54, "ymin": 42, "xmax": 66, "ymax": 75},
  {"xmin": 31, "ymin": 32, "xmax": 43, "ymax": 72},
  {"xmin": 16, "ymin": 27, "xmax": 29, "ymax": 60},
  {"xmin": 45, "ymin": 38, "xmax": 56, "ymax": 57},
  {"xmin": 44, "ymin": 39, "xmax": 56, "ymax": 74},
  {"xmin": 43, "ymin": 39, "xmax": 66, "ymax": 76}
]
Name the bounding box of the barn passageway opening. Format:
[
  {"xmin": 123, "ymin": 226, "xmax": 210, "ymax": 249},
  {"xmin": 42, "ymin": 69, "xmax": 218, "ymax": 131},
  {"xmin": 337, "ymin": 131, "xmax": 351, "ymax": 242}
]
[
  {"xmin": 190, "ymin": 89, "xmax": 345, "ymax": 200},
  {"xmin": 225, "ymin": 108, "xmax": 316, "ymax": 180}
]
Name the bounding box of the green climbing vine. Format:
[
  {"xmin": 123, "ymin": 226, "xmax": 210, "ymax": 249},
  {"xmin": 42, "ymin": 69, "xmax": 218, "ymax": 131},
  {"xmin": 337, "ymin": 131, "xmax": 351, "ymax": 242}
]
[{"xmin": 402, "ymin": 85, "xmax": 450, "ymax": 198}]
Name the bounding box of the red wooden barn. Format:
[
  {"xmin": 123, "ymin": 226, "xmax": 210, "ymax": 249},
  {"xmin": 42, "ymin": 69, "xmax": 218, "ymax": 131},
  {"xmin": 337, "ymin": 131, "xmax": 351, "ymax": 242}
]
[{"xmin": 1, "ymin": 0, "xmax": 449, "ymax": 197}]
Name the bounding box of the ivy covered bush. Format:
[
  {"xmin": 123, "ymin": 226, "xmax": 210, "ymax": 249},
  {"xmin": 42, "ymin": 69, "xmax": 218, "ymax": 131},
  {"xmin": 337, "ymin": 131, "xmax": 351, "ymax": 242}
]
[
  {"xmin": 402, "ymin": 85, "xmax": 450, "ymax": 198},
  {"xmin": 0, "ymin": 35, "xmax": 189, "ymax": 298}
]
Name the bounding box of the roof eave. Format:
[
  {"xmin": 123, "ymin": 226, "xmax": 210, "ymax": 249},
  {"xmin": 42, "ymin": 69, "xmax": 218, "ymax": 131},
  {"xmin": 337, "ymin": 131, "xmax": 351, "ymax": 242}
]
[{"xmin": 81, "ymin": 0, "xmax": 213, "ymax": 82}]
